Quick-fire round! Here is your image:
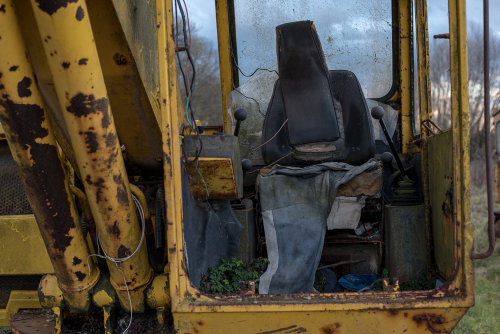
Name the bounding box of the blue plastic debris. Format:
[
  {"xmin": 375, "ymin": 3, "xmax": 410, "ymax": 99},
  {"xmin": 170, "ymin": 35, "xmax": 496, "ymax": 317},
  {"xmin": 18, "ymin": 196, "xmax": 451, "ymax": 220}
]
[{"xmin": 338, "ymin": 274, "xmax": 379, "ymax": 291}]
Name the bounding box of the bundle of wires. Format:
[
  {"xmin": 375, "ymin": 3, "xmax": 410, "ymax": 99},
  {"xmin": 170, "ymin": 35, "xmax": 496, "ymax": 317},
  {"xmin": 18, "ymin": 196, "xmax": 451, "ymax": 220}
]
[{"xmin": 175, "ymin": 0, "xmax": 203, "ymax": 163}]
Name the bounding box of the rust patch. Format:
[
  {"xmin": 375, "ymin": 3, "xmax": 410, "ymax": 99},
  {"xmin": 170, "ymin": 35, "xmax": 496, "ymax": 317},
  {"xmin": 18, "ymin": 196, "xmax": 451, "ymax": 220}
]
[
  {"xmin": 75, "ymin": 5, "xmax": 84, "ymax": 21},
  {"xmin": 72, "ymin": 256, "xmax": 82, "ymax": 265},
  {"xmin": 9, "ymin": 65, "xmax": 19, "ymax": 72},
  {"xmin": 105, "ymin": 132, "xmax": 116, "ymax": 147},
  {"xmin": 413, "ymin": 314, "xmax": 445, "ymax": 333},
  {"xmin": 196, "ymin": 320, "xmax": 204, "ymax": 326},
  {"xmin": 75, "ymin": 271, "xmax": 86, "ymax": 281},
  {"xmin": 108, "ymin": 220, "xmax": 121, "ymax": 238},
  {"xmin": 117, "ymin": 245, "xmax": 131, "ymax": 258},
  {"xmin": 78, "ymin": 58, "xmax": 88, "ymax": 65},
  {"xmin": 101, "ymin": 112, "xmax": 110, "ymax": 128},
  {"xmin": 34, "ymin": 0, "xmax": 78, "ymax": 15},
  {"xmin": 94, "ymin": 177, "xmax": 105, "ymax": 202},
  {"xmin": 259, "ymin": 326, "xmax": 307, "ymax": 334},
  {"xmin": 106, "ymin": 147, "xmax": 118, "ymax": 166},
  {"xmin": 112, "ymin": 53, "xmax": 128, "ymax": 66},
  {"xmin": 17, "ymin": 77, "xmax": 32, "ymax": 98},
  {"xmin": 0, "ymin": 98, "xmax": 76, "ymax": 253},
  {"xmin": 66, "ymin": 93, "xmax": 108, "ymax": 118},
  {"xmin": 84, "ymin": 131, "xmax": 98, "ymax": 153},
  {"xmin": 113, "ymin": 174, "xmax": 129, "ymax": 206},
  {"xmin": 389, "ymin": 310, "xmax": 399, "ymax": 316},
  {"xmin": 320, "ymin": 323, "xmax": 341, "ymax": 334}
]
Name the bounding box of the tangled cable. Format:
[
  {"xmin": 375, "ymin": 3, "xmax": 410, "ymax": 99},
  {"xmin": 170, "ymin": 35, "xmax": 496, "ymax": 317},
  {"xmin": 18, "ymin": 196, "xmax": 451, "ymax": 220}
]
[{"xmin": 86, "ymin": 195, "xmax": 146, "ymax": 334}]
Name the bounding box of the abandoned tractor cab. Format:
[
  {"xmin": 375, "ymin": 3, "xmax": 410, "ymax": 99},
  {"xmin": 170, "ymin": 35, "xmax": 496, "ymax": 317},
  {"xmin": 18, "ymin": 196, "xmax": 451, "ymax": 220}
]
[{"xmin": 0, "ymin": 0, "xmax": 496, "ymax": 333}]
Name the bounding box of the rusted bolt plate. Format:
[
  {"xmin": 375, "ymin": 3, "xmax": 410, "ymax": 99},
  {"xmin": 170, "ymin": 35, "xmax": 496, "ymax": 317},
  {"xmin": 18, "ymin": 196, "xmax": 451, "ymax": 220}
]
[{"xmin": 10, "ymin": 312, "xmax": 56, "ymax": 334}]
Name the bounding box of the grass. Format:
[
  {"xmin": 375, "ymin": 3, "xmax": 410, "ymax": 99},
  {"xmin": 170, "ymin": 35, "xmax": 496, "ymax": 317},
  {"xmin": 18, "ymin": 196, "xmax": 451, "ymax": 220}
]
[{"xmin": 453, "ymin": 186, "xmax": 500, "ymax": 334}]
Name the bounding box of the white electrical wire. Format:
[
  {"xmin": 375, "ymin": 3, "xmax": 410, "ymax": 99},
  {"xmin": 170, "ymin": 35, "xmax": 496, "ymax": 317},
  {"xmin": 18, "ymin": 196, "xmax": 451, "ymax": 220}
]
[{"xmin": 86, "ymin": 195, "xmax": 146, "ymax": 334}]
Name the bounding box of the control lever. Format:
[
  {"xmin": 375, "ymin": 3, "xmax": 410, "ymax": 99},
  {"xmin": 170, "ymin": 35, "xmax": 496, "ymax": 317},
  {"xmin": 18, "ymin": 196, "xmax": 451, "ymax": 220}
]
[
  {"xmin": 241, "ymin": 159, "xmax": 253, "ymax": 174},
  {"xmin": 371, "ymin": 106, "xmax": 406, "ymax": 175},
  {"xmin": 380, "ymin": 152, "xmax": 396, "ymax": 174},
  {"xmin": 233, "ymin": 108, "xmax": 247, "ymax": 137}
]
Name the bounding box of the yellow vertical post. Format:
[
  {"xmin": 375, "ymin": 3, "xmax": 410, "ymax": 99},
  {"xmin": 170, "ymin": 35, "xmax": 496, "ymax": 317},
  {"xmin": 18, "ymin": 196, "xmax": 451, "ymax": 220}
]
[
  {"xmin": 415, "ymin": 0, "xmax": 432, "ymax": 133},
  {"xmin": 0, "ymin": 0, "xmax": 98, "ymax": 312},
  {"xmin": 216, "ymin": 0, "xmax": 235, "ymax": 132},
  {"xmin": 399, "ymin": 0, "xmax": 412, "ymax": 153},
  {"xmin": 156, "ymin": 0, "xmax": 187, "ymax": 305},
  {"xmin": 449, "ymin": 0, "xmax": 472, "ymax": 295},
  {"xmin": 29, "ymin": 0, "xmax": 152, "ymax": 311}
]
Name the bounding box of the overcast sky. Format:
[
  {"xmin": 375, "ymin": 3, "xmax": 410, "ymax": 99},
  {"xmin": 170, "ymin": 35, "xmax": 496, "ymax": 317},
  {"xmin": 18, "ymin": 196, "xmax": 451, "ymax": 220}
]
[{"xmin": 184, "ymin": 0, "xmax": 500, "ymax": 45}]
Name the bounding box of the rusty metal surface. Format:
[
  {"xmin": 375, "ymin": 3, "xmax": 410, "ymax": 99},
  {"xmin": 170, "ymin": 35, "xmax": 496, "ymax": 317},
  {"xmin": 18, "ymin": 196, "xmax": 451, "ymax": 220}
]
[
  {"xmin": 87, "ymin": 0, "xmax": 163, "ymax": 175},
  {"xmin": 15, "ymin": 0, "xmax": 163, "ymax": 177},
  {"xmin": 427, "ymin": 130, "xmax": 455, "ymax": 279},
  {"xmin": 10, "ymin": 312, "xmax": 56, "ymax": 334},
  {"xmin": 174, "ymin": 307, "xmax": 468, "ymax": 333},
  {"xmin": 385, "ymin": 205, "xmax": 427, "ymax": 282},
  {"xmin": 183, "ymin": 135, "xmax": 243, "ymax": 199},
  {"xmin": 0, "ymin": 276, "xmax": 41, "ymax": 309},
  {"xmin": 28, "ymin": 0, "xmax": 152, "ymax": 310},
  {"xmin": 0, "ymin": 0, "xmax": 99, "ymax": 311},
  {"xmin": 111, "ymin": 0, "xmax": 160, "ymax": 124},
  {"xmin": 14, "ymin": 0, "xmax": 84, "ymax": 181}
]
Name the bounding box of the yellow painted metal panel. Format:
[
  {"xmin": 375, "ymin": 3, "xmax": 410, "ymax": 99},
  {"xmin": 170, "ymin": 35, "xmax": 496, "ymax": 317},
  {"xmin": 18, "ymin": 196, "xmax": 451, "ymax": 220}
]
[
  {"xmin": 174, "ymin": 307, "xmax": 468, "ymax": 334},
  {"xmin": 0, "ymin": 216, "xmax": 53, "ymax": 275},
  {"xmin": 0, "ymin": 291, "xmax": 41, "ymax": 327},
  {"xmin": 184, "ymin": 157, "xmax": 237, "ymax": 199},
  {"xmin": 427, "ymin": 131, "xmax": 455, "ymax": 279}
]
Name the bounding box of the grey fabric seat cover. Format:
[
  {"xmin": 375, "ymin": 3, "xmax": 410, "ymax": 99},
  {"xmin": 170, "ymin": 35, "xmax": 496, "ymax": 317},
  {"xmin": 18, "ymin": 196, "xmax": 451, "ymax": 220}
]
[{"xmin": 258, "ymin": 160, "xmax": 378, "ymax": 294}]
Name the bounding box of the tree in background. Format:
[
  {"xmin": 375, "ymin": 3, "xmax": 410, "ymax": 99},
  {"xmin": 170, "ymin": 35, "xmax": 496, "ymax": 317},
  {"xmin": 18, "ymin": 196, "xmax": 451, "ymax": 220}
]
[
  {"xmin": 428, "ymin": 23, "xmax": 500, "ymax": 155},
  {"xmin": 175, "ymin": 22, "xmax": 223, "ymax": 126}
]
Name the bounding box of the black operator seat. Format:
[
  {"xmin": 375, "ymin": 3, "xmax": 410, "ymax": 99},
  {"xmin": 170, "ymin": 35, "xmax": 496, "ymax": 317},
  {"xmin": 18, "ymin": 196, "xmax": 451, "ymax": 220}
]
[{"xmin": 262, "ymin": 20, "xmax": 375, "ymax": 166}]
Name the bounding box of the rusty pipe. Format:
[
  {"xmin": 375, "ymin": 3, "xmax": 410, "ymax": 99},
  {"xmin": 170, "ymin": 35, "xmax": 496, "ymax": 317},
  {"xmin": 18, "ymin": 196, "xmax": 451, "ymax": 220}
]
[
  {"xmin": 129, "ymin": 184, "xmax": 164, "ymax": 272},
  {"xmin": 0, "ymin": 0, "xmax": 99, "ymax": 312},
  {"xmin": 29, "ymin": 0, "xmax": 152, "ymax": 310},
  {"xmin": 473, "ymin": 0, "xmax": 496, "ymax": 259},
  {"xmin": 70, "ymin": 185, "xmax": 108, "ymax": 271},
  {"xmin": 70, "ymin": 185, "xmax": 94, "ymax": 233},
  {"xmin": 410, "ymin": 138, "xmax": 427, "ymax": 149},
  {"xmin": 130, "ymin": 184, "xmax": 151, "ymax": 222}
]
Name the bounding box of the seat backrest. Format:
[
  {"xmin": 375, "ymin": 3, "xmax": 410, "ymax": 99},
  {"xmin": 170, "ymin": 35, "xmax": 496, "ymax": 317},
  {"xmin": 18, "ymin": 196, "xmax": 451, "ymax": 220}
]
[{"xmin": 262, "ymin": 21, "xmax": 375, "ymax": 166}]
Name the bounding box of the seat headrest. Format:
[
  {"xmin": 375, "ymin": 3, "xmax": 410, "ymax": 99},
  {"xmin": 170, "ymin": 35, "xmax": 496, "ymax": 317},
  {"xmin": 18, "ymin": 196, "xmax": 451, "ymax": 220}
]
[
  {"xmin": 275, "ymin": 20, "xmax": 340, "ymax": 146},
  {"xmin": 276, "ymin": 21, "xmax": 328, "ymax": 78}
]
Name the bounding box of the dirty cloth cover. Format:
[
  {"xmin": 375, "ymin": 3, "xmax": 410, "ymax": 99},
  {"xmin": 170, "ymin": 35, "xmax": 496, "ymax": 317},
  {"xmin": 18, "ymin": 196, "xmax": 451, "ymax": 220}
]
[
  {"xmin": 182, "ymin": 164, "xmax": 244, "ymax": 289},
  {"xmin": 258, "ymin": 160, "xmax": 378, "ymax": 294}
]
